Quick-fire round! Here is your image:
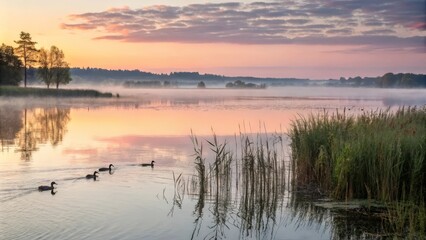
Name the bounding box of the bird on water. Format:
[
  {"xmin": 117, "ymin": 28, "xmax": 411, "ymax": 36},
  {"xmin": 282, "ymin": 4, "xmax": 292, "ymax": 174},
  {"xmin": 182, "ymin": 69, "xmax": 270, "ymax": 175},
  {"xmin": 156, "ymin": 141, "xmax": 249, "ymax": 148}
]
[
  {"xmin": 99, "ymin": 164, "xmax": 114, "ymax": 172},
  {"xmin": 38, "ymin": 181, "xmax": 57, "ymax": 191},
  {"xmin": 86, "ymin": 171, "xmax": 99, "ymax": 180},
  {"xmin": 141, "ymin": 160, "xmax": 155, "ymax": 167}
]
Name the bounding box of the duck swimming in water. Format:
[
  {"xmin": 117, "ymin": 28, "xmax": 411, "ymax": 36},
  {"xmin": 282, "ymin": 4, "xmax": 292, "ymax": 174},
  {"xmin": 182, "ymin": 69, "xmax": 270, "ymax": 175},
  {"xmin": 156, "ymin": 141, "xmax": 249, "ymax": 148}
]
[
  {"xmin": 38, "ymin": 181, "xmax": 57, "ymax": 191},
  {"xmin": 141, "ymin": 160, "xmax": 155, "ymax": 167},
  {"xmin": 86, "ymin": 171, "xmax": 99, "ymax": 180},
  {"xmin": 99, "ymin": 164, "xmax": 114, "ymax": 172}
]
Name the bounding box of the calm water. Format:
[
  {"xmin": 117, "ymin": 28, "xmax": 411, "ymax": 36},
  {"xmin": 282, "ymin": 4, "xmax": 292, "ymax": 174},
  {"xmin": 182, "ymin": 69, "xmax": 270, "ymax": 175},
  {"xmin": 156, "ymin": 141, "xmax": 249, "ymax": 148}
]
[{"xmin": 1, "ymin": 87, "xmax": 425, "ymax": 240}]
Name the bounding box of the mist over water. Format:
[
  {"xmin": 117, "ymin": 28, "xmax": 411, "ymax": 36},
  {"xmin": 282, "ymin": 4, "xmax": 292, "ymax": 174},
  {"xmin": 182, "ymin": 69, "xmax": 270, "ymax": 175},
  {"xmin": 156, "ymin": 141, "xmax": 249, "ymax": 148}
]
[
  {"xmin": 2, "ymin": 86, "xmax": 425, "ymax": 113},
  {"xmin": 72, "ymin": 84, "xmax": 426, "ymax": 102},
  {"xmin": 1, "ymin": 86, "xmax": 425, "ymax": 239}
]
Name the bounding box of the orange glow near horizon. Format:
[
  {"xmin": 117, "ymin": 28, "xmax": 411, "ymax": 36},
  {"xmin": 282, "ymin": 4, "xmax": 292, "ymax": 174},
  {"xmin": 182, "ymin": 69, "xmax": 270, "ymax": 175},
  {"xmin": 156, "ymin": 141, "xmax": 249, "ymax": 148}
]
[
  {"xmin": 0, "ymin": 106, "xmax": 302, "ymax": 165},
  {"xmin": 68, "ymin": 107, "xmax": 299, "ymax": 137},
  {"xmin": 60, "ymin": 41, "xmax": 426, "ymax": 79}
]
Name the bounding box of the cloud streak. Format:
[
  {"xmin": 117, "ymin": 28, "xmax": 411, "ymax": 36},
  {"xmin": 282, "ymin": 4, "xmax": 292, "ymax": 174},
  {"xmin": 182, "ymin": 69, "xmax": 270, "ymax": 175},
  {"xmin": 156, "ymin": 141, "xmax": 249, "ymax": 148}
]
[{"xmin": 62, "ymin": 1, "xmax": 426, "ymax": 50}]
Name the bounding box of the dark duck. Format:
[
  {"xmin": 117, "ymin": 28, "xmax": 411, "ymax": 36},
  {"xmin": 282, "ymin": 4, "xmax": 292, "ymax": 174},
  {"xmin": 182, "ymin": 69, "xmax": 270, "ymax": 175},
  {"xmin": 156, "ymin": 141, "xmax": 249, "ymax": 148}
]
[
  {"xmin": 38, "ymin": 181, "xmax": 57, "ymax": 191},
  {"xmin": 141, "ymin": 160, "xmax": 155, "ymax": 167},
  {"xmin": 86, "ymin": 171, "xmax": 99, "ymax": 180},
  {"xmin": 99, "ymin": 164, "xmax": 114, "ymax": 172}
]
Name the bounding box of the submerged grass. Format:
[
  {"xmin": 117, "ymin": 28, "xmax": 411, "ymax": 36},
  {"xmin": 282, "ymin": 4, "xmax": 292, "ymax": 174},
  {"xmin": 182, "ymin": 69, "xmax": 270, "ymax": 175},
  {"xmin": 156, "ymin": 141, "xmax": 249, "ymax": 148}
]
[
  {"xmin": 0, "ymin": 86, "xmax": 113, "ymax": 98},
  {"xmin": 289, "ymin": 106, "xmax": 426, "ymax": 237}
]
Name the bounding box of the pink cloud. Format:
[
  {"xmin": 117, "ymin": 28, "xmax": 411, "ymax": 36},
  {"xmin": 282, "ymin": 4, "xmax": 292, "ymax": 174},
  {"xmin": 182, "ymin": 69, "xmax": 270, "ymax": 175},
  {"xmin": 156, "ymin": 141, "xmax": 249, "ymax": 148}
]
[
  {"xmin": 409, "ymin": 22, "xmax": 426, "ymax": 31},
  {"xmin": 61, "ymin": 1, "xmax": 425, "ymax": 52}
]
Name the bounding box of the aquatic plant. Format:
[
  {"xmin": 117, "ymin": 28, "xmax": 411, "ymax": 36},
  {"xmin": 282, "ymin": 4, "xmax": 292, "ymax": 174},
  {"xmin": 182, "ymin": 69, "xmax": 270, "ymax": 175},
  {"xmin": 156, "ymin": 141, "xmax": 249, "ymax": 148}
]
[
  {"xmin": 168, "ymin": 172, "xmax": 185, "ymax": 217},
  {"xmin": 0, "ymin": 86, "xmax": 113, "ymax": 97},
  {"xmin": 289, "ymin": 107, "xmax": 426, "ymax": 202},
  {"xmin": 289, "ymin": 106, "xmax": 426, "ymax": 237},
  {"xmin": 190, "ymin": 131, "xmax": 286, "ymax": 239}
]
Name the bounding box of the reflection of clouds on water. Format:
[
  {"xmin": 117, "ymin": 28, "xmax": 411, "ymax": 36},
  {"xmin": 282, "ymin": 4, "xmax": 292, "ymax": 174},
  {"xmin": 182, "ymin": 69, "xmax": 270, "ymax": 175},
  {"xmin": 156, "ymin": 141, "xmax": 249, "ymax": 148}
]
[
  {"xmin": 62, "ymin": 147, "xmax": 98, "ymax": 156},
  {"xmin": 96, "ymin": 135, "xmax": 190, "ymax": 148},
  {"xmin": 74, "ymin": 135, "xmax": 195, "ymax": 167}
]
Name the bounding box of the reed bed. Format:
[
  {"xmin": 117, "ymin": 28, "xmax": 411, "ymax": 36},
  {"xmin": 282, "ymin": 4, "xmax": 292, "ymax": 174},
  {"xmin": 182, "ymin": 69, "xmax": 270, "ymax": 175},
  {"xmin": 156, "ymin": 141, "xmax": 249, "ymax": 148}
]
[
  {"xmin": 289, "ymin": 106, "xmax": 426, "ymax": 237},
  {"xmin": 189, "ymin": 131, "xmax": 286, "ymax": 239}
]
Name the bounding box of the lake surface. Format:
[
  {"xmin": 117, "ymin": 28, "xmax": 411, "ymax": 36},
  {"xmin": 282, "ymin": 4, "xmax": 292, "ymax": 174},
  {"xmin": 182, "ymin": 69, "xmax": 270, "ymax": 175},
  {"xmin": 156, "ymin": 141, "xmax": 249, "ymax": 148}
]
[{"xmin": 1, "ymin": 87, "xmax": 425, "ymax": 240}]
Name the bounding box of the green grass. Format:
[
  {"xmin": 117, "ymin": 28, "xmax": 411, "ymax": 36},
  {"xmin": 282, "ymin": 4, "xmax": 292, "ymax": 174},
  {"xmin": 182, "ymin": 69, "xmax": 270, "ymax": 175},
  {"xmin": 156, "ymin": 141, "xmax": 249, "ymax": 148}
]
[
  {"xmin": 0, "ymin": 86, "xmax": 113, "ymax": 98},
  {"xmin": 289, "ymin": 107, "xmax": 426, "ymax": 203},
  {"xmin": 289, "ymin": 107, "xmax": 426, "ymax": 237}
]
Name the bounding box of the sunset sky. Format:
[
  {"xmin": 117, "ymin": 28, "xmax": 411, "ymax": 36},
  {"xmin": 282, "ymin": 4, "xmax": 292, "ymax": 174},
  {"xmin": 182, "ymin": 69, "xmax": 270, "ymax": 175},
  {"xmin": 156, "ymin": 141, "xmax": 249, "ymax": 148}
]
[{"xmin": 1, "ymin": 0, "xmax": 425, "ymax": 79}]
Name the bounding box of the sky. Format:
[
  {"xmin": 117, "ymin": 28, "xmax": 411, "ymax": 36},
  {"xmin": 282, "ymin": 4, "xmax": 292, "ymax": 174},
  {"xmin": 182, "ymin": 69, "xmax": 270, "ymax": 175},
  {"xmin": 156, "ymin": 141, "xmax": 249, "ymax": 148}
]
[{"xmin": 1, "ymin": 0, "xmax": 425, "ymax": 79}]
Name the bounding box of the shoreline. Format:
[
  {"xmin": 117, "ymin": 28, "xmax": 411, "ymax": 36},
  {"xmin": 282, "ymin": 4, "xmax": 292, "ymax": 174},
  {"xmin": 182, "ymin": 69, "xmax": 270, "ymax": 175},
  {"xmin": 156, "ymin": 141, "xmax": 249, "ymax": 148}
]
[{"xmin": 0, "ymin": 86, "xmax": 114, "ymax": 98}]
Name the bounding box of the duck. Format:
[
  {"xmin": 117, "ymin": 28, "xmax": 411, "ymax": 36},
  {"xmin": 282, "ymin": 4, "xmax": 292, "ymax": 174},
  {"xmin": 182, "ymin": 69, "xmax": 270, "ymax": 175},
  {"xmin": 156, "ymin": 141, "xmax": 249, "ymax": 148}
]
[
  {"xmin": 99, "ymin": 164, "xmax": 114, "ymax": 172},
  {"xmin": 38, "ymin": 181, "xmax": 57, "ymax": 191},
  {"xmin": 141, "ymin": 160, "xmax": 155, "ymax": 167},
  {"xmin": 86, "ymin": 171, "xmax": 99, "ymax": 180}
]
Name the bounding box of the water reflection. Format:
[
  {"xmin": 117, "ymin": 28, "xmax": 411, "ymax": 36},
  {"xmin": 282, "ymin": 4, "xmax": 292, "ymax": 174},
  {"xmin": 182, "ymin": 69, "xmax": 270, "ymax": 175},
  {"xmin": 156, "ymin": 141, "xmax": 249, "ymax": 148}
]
[
  {"xmin": 1, "ymin": 87, "xmax": 424, "ymax": 239},
  {"xmin": 0, "ymin": 106, "xmax": 22, "ymax": 150},
  {"xmin": 185, "ymin": 174, "xmax": 393, "ymax": 239},
  {"xmin": 184, "ymin": 134, "xmax": 287, "ymax": 240},
  {"xmin": 171, "ymin": 133, "xmax": 400, "ymax": 239},
  {"xmin": 288, "ymin": 194, "xmax": 392, "ymax": 239},
  {"xmin": 0, "ymin": 107, "xmax": 70, "ymax": 160}
]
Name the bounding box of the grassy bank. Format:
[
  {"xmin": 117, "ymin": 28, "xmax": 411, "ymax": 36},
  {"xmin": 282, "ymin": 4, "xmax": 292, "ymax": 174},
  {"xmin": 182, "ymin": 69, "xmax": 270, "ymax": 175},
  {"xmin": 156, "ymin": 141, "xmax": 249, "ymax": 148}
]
[
  {"xmin": 289, "ymin": 107, "xmax": 426, "ymax": 237},
  {"xmin": 0, "ymin": 86, "xmax": 113, "ymax": 98}
]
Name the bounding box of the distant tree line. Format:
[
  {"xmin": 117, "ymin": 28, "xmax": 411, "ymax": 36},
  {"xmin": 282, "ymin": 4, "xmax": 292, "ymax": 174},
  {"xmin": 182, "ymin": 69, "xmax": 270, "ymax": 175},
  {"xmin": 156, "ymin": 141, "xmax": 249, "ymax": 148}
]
[
  {"xmin": 378, "ymin": 73, "xmax": 425, "ymax": 88},
  {"xmin": 67, "ymin": 68, "xmax": 308, "ymax": 86},
  {"xmin": 225, "ymin": 80, "xmax": 266, "ymax": 89},
  {"xmin": 24, "ymin": 64, "xmax": 426, "ymax": 89},
  {"xmin": 0, "ymin": 32, "xmax": 71, "ymax": 88},
  {"xmin": 338, "ymin": 73, "xmax": 426, "ymax": 88},
  {"xmin": 70, "ymin": 67, "xmax": 163, "ymax": 81},
  {"xmin": 66, "ymin": 68, "xmax": 426, "ymax": 88},
  {"xmin": 69, "ymin": 69, "xmax": 227, "ymax": 82},
  {"xmin": 123, "ymin": 80, "xmax": 177, "ymax": 88}
]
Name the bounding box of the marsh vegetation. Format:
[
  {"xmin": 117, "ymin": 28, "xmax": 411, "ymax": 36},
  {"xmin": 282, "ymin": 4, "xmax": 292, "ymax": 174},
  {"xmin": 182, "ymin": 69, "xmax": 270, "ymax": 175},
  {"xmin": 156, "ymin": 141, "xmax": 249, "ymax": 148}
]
[
  {"xmin": 181, "ymin": 106, "xmax": 426, "ymax": 238},
  {"xmin": 0, "ymin": 86, "xmax": 113, "ymax": 97},
  {"xmin": 289, "ymin": 107, "xmax": 426, "ymax": 238},
  {"xmin": 187, "ymin": 131, "xmax": 286, "ymax": 239}
]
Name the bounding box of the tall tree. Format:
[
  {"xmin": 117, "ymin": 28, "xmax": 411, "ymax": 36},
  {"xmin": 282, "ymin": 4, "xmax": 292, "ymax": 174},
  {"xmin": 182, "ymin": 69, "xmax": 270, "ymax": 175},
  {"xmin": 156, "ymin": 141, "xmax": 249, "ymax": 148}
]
[
  {"xmin": 0, "ymin": 43, "xmax": 23, "ymax": 85},
  {"xmin": 14, "ymin": 32, "xmax": 38, "ymax": 87},
  {"xmin": 37, "ymin": 48, "xmax": 52, "ymax": 88},
  {"xmin": 51, "ymin": 46, "xmax": 71, "ymax": 89},
  {"xmin": 53, "ymin": 63, "xmax": 72, "ymax": 89},
  {"xmin": 37, "ymin": 46, "xmax": 71, "ymax": 89}
]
